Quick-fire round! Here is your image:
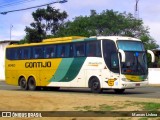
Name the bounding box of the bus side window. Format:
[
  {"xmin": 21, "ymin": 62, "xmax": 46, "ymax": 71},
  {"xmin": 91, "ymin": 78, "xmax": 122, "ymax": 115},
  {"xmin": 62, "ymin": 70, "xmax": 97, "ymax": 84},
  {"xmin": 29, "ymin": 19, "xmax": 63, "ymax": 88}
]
[
  {"xmin": 6, "ymin": 48, "xmax": 15, "ymax": 60},
  {"xmin": 23, "ymin": 48, "xmax": 30, "ymax": 59},
  {"xmin": 86, "ymin": 41, "xmax": 101, "ymax": 57},
  {"xmin": 69, "ymin": 45, "xmax": 74, "ymax": 57},
  {"xmin": 111, "ymin": 53, "xmax": 119, "ymax": 69},
  {"xmin": 45, "ymin": 45, "xmax": 56, "ymax": 58},
  {"xmin": 57, "ymin": 45, "xmax": 64, "ymax": 57},
  {"xmin": 33, "ymin": 47, "xmax": 44, "ymax": 59},
  {"xmin": 57, "ymin": 44, "xmax": 70, "ymax": 58},
  {"xmin": 15, "ymin": 48, "xmax": 22, "ymax": 60},
  {"xmin": 103, "ymin": 40, "xmax": 119, "ymax": 73},
  {"xmin": 74, "ymin": 42, "xmax": 85, "ymax": 57},
  {"xmin": 6, "ymin": 49, "xmax": 10, "ymax": 60}
]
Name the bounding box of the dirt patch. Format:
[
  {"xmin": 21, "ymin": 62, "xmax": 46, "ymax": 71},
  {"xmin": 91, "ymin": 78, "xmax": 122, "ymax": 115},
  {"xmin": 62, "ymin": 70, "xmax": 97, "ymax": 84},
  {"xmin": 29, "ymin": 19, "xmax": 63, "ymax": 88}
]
[{"xmin": 0, "ymin": 90, "xmax": 159, "ymax": 120}]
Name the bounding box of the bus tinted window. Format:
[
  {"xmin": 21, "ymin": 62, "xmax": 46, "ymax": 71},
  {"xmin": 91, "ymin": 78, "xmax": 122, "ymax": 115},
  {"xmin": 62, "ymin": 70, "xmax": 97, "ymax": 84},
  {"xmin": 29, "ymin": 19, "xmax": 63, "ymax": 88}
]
[
  {"xmin": 57, "ymin": 44, "xmax": 70, "ymax": 58},
  {"xmin": 6, "ymin": 48, "xmax": 15, "ymax": 60},
  {"xmin": 45, "ymin": 45, "xmax": 56, "ymax": 58},
  {"xmin": 74, "ymin": 42, "xmax": 85, "ymax": 57},
  {"xmin": 6, "ymin": 48, "xmax": 22, "ymax": 60},
  {"xmin": 33, "ymin": 46, "xmax": 44, "ymax": 59},
  {"xmin": 23, "ymin": 48, "xmax": 30, "ymax": 59},
  {"xmin": 15, "ymin": 48, "xmax": 22, "ymax": 60},
  {"xmin": 86, "ymin": 41, "xmax": 101, "ymax": 57},
  {"xmin": 103, "ymin": 40, "xmax": 119, "ymax": 73},
  {"xmin": 117, "ymin": 40, "xmax": 145, "ymax": 51}
]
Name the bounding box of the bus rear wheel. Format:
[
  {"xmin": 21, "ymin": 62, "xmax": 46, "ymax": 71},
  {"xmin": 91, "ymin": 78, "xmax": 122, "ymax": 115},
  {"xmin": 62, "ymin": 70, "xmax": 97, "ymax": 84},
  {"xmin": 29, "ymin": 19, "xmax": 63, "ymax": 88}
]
[
  {"xmin": 28, "ymin": 77, "xmax": 36, "ymax": 91},
  {"xmin": 90, "ymin": 77, "xmax": 102, "ymax": 93},
  {"xmin": 114, "ymin": 89, "xmax": 125, "ymax": 94},
  {"xmin": 19, "ymin": 77, "xmax": 28, "ymax": 90}
]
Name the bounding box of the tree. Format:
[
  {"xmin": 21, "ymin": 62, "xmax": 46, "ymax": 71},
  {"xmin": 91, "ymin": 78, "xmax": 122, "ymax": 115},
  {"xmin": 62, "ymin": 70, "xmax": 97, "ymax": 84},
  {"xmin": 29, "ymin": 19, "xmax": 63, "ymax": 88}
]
[
  {"xmin": 22, "ymin": 8, "xmax": 158, "ymax": 49},
  {"xmin": 55, "ymin": 10, "xmax": 159, "ymax": 49},
  {"xmin": 140, "ymin": 35, "xmax": 159, "ymax": 49},
  {"xmin": 25, "ymin": 6, "xmax": 68, "ymax": 43}
]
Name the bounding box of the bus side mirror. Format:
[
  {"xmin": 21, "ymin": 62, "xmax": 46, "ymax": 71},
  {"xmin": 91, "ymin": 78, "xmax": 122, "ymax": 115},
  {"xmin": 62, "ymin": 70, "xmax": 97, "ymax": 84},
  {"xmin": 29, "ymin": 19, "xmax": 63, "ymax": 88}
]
[
  {"xmin": 118, "ymin": 49, "xmax": 125, "ymax": 62},
  {"xmin": 147, "ymin": 50, "xmax": 155, "ymax": 63}
]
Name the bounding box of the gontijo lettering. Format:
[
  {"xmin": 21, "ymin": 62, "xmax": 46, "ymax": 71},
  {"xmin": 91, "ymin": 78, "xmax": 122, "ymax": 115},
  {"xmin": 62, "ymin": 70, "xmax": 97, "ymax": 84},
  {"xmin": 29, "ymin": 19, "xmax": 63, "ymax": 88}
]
[{"xmin": 25, "ymin": 61, "xmax": 51, "ymax": 68}]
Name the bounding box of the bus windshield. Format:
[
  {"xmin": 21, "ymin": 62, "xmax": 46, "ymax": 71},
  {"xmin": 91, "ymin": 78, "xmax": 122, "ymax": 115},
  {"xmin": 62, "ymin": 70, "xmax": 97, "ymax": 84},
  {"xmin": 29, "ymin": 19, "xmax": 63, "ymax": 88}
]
[
  {"xmin": 117, "ymin": 40, "xmax": 148, "ymax": 75},
  {"xmin": 117, "ymin": 40, "xmax": 145, "ymax": 51}
]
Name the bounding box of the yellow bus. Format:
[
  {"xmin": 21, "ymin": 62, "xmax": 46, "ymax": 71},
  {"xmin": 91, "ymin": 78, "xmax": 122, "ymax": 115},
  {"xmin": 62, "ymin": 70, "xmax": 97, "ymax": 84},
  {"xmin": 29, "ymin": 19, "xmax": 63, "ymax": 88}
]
[{"xmin": 5, "ymin": 36, "xmax": 155, "ymax": 93}]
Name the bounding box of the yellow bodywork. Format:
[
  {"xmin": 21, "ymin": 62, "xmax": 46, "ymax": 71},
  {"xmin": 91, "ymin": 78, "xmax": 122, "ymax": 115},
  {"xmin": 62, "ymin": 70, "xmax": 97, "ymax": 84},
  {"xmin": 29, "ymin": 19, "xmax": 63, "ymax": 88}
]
[
  {"xmin": 125, "ymin": 75, "xmax": 145, "ymax": 82},
  {"xmin": 5, "ymin": 36, "xmax": 86, "ymax": 86},
  {"xmin": 5, "ymin": 59, "xmax": 62, "ymax": 86}
]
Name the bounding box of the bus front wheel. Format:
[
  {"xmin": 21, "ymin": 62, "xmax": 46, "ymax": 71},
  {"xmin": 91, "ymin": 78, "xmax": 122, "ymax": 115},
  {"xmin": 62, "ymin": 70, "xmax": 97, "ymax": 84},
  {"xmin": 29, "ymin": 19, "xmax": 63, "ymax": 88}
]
[
  {"xmin": 19, "ymin": 77, "xmax": 28, "ymax": 90},
  {"xmin": 28, "ymin": 77, "xmax": 36, "ymax": 91},
  {"xmin": 90, "ymin": 77, "xmax": 102, "ymax": 93}
]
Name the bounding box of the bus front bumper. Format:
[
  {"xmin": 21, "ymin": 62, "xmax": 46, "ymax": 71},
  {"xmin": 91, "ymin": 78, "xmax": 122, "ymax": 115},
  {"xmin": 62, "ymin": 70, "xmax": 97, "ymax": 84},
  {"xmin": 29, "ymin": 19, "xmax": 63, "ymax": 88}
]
[{"xmin": 120, "ymin": 81, "xmax": 148, "ymax": 88}]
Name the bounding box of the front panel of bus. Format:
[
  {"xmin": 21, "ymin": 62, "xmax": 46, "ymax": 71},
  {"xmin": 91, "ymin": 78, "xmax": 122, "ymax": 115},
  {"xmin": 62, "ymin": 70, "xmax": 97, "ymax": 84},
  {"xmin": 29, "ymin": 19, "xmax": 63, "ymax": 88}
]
[
  {"xmin": 103, "ymin": 39, "xmax": 148, "ymax": 89},
  {"xmin": 117, "ymin": 40, "xmax": 148, "ymax": 88}
]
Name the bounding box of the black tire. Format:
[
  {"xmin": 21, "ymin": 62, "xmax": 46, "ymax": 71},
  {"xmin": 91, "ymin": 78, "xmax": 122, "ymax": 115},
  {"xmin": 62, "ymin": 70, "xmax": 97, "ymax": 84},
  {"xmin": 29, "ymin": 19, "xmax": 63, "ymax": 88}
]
[
  {"xmin": 19, "ymin": 77, "xmax": 28, "ymax": 90},
  {"xmin": 114, "ymin": 89, "xmax": 125, "ymax": 94},
  {"xmin": 90, "ymin": 77, "xmax": 102, "ymax": 93},
  {"xmin": 28, "ymin": 77, "xmax": 36, "ymax": 91}
]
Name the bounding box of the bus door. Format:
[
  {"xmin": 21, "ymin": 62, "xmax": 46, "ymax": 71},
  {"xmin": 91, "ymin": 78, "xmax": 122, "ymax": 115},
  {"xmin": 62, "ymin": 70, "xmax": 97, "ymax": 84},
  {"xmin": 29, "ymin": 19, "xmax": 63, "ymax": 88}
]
[{"xmin": 103, "ymin": 40, "xmax": 120, "ymax": 87}]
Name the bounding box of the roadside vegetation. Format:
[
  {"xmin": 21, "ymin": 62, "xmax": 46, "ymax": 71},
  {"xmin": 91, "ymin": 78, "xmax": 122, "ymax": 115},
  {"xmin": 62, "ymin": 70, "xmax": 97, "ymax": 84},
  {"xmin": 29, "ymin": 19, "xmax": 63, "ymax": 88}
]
[
  {"xmin": 19, "ymin": 6, "xmax": 159, "ymax": 51},
  {"xmin": 74, "ymin": 101, "xmax": 160, "ymax": 111}
]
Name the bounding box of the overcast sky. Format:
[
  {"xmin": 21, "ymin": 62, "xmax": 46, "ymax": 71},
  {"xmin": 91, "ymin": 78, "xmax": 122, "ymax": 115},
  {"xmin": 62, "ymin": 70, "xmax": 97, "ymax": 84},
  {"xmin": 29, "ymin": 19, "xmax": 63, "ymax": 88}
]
[{"xmin": 0, "ymin": 0, "xmax": 160, "ymax": 45}]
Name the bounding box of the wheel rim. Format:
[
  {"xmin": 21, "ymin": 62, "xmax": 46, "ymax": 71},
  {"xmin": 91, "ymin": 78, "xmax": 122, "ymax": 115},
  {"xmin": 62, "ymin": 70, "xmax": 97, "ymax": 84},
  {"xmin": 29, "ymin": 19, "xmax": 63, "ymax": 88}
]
[
  {"xmin": 20, "ymin": 78, "xmax": 27, "ymax": 90},
  {"xmin": 30, "ymin": 79, "xmax": 35, "ymax": 88},
  {"xmin": 28, "ymin": 77, "xmax": 36, "ymax": 90},
  {"xmin": 21, "ymin": 80, "xmax": 26, "ymax": 88},
  {"xmin": 92, "ymin": 82, "xmax": 99, "ymax": 89}
]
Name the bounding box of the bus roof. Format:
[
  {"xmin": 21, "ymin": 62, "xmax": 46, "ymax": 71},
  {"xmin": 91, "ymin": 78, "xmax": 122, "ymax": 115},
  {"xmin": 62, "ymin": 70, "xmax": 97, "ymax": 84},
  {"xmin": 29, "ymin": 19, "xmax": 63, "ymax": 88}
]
[
  {"xmin": 43, "ymin": 36, "xmax": 86, "ymax": 43},
  {"xmin": 6, "ymin": 36, "xmax": 86, "ymax": 48},
  {"xmin": 6, "ymin": 36, "xmax": 141, "ymax": 48},
  {"xmin": 95, "ymin": 36, "xmax": 141, "ymax": 42}
]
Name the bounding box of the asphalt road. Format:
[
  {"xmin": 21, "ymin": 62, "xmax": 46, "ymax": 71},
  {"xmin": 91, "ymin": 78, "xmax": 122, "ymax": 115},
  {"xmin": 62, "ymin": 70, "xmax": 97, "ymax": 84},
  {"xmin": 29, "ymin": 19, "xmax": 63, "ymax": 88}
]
[{"xmin": 0, "ymin": 81, "xmax": 159, "ymax": 99}]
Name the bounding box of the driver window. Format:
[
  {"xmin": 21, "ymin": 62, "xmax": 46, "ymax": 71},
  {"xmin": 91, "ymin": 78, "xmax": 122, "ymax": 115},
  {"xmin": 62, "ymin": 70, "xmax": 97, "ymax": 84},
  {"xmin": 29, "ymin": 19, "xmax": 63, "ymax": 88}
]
[{"xmin": 111, "ymin": 53, "xmax": 119, "ymax": 69}]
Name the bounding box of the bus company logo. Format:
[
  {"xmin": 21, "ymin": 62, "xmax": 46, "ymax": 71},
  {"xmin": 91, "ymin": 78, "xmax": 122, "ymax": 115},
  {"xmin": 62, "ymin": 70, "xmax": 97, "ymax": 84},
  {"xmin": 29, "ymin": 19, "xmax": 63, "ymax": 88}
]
[
  {"xmin": 88, "ymin": 62, "xmax": 102, "ymax": 67},
  {"xmin": 25, "ymin": 61, "xmax": 51, "ymax": 68}
]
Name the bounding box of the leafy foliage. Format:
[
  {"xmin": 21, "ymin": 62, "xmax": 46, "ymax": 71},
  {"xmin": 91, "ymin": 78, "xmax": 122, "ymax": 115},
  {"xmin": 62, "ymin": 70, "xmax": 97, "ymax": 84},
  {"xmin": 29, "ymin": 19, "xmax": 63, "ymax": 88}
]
[
  {"xmin": 22, "ymin": 7, "xmax": 159, "ymax": 50},
  {"xmin": 25, "ymin": 5, "xmax": 68, "ymax": 43},
  {"xmin": 56, "ymin": 10, "xmax": 145, "ymax": 36},
  {"xmin": 56, "ymin": 9, "xmax": 159, "ymax": 49}
]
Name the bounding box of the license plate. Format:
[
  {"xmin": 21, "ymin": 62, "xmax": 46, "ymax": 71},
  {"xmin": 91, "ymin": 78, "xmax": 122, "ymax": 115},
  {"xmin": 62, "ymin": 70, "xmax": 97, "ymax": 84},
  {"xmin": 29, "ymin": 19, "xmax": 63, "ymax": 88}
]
[{"xmin": 136, "ymin": 83, "xmax": 140, "ymax": 86}]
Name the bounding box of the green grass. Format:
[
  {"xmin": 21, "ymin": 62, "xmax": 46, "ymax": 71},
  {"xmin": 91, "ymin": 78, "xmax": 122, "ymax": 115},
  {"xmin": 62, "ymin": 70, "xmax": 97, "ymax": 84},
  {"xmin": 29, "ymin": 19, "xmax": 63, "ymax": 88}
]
[
  {"xmin": 74, "ymin": 104, "xmax": 114, "ymax": 111},
  {"xmin": 134, "ymin": 102, "xmax": 160, "ymax": 111},
  {"xmin": 99, "ymin": 104, "xmax": 114, "ymax": 111},
  {"xmin": 117, "ymin": 118, "xmax": 131, "ymax": 120},
  {"xmin": 74, "ymin": 105, "xmax": 96, "ymax": 111},
  {"xmin": 138, "ymin": 118, "xmax": 148, "ymax": 120},
  {"xmin": 73, "ymin": 101, "xmax": 160, "ymax": 112}
]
